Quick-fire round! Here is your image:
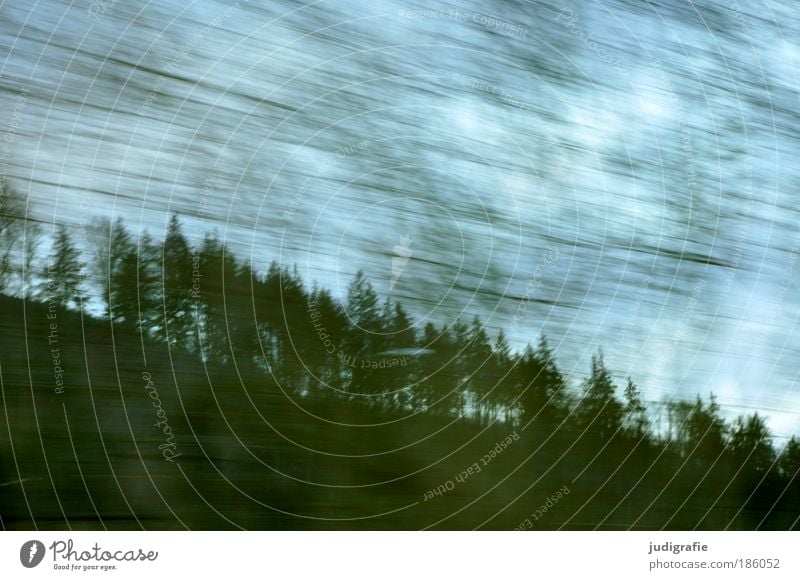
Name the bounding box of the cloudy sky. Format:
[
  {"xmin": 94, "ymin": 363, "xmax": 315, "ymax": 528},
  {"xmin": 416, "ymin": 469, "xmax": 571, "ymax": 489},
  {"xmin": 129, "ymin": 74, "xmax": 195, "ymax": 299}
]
[{"xmin": 2, "ymin": 0, "xmax": 800, "ymax": 436}]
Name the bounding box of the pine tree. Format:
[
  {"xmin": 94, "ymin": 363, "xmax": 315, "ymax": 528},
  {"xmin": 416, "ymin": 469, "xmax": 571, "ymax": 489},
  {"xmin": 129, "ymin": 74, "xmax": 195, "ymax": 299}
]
[
  {"xmin": 0, "ymin": 181, "xmax": 27, "ymax": 291},
  {"xmin": 623, "ymin": 377, "xmax": 649, "ymax": 439},
  {"xmin": 45, "ymin": 225, "xmax": 85, "ymax": 309},
  {"xmin": 306, "ymin": 285, "xmax": 349, "ymax": 394},
  {"xmin": 346, "ymin": 270, "xmax": 381, "ymax": 335},
  {"xmin": 196, "ymin": 232, "xmax": 239, "ymax": 361},
  {"xmin": 227, "ymin": 262, "xmax": 260, "ymax": 361},
  {"xmin": 86, "ymin": 217, "xmax": 135, "ymax": 317},
  {"xmin": 109, "ymin": 246, "xmax": 141, "ymax": 325},
  {"xmin": 464, "ymin": 317, "xmax": 494, "ymax": 422},
  {"xmin": 20, "ymin": 221, "xmax": 42, "ymax": 299},
  {"xmin": 136, "ymin": 231, "xmax": 162, "ymax": 334},
  {"xmin": 380, "ymin": 299, "xmax": 416, "ymax": 350},
  {"xmin": 449, "ymin": 318, "xmax": 472, "ymax": 418},
  {"xmin": 252, "ymin": 263, "xmax": 311, "ymax": 389},
  {"xmin": 255, "ymin": 261, "xmax": 284, "ymax": 364},
  {"xmin": 416, "ymin": 321, "xmax": 462, "ymax": 415},
  {"xmin": 481, "ymin": 329, "xmax": 513, "ymax": 424},
  {"xmin": 779, "ymin": 436, "xmax": 800, "ymax": 480},
  {"xmin": 669, "ymin": 394, "xmax": 727, "ymax": 462},
  {"xmin": 378, "ymin": 298, "xmax": 417, "ymax": 410},
  {"xmin": 494, "ymin": 329, "xmax": 512, "ymax": 368},
  {"xmin": 518, "ymin": 336, "xmax": 568, "ymax": 427},
  {"xmin": 104, "ymin": 219, "xmax": 138, "ymax": 324},
  {"xmin": 577, "ymin": 351, "xmax": 623, "ymax": 439},
  {"xmin": 343, "ymin": 270, "xmax": 384, "ymax": 396},
  {"xmin": 729, "ymin": 413, "xmax": 775, "ymax": 476},
  {"xmin": 161, "ymin": 214, "xmax": 193, "ymax": 348}
]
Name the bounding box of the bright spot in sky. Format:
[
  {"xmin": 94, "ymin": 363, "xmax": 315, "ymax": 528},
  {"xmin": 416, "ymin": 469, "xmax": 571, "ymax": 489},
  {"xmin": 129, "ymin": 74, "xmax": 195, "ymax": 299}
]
[
  {"xmin": 717, "ymin": 379, "xmax": 740, "ymax": 402},
  {"xmin": 630, "ymin": 67, "xmax": 675, "ymax": 121},
  {"xmin": 503, "ymin": 174, "xmax": 537, "ymax": 199},
  {"xmin": 570, "ymin": 110, "xmax": 605, "ymax": 148},
  {"xmin": 451, "ymin": 104, "xmax": 481, "ymax": 133},
  {"xmin": 622, "ymin": 195, "xmax": 646, "ymax": 220},
  {"xmin": 768, "ymin": 409, "xmax": 800, "ymax": 444},
  {"xmin": 781, "ymin": 41, "xmax": 799, "ymax": 63},
  {"xmin": 638, "ymin": 97, "xmax": 669, "ymax": 119}
]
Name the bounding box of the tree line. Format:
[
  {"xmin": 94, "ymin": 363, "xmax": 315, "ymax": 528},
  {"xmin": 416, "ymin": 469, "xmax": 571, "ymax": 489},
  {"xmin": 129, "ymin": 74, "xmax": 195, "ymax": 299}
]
[{"xmin": 1, "ymin": 180, "xmax": 799, "ymax": 527}]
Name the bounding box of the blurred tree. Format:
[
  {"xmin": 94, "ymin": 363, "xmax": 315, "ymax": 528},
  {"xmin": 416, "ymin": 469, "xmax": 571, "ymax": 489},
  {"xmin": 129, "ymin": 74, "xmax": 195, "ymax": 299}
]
[
  {"xmin": 494, "ymin": 329, "xmax": 513, "ymax": 369},
  {"xmin": 382, "ymin": 299, "xmax": 416, "ymax": 350},
  {"xmin": 729, "ymin": 413, "xmax": 775, "ymax": 477},
  {"xmin": 577, "ymin": 351, "xmax": 623, "ymax": 440},
  {"xmin": 379, "ymin": 298, "xmax": 417, "ymax": 410},
  {"xmin": 255, "ymin": 263, "xmax": 310, "ymax": 390},
  {"xmin": 227, "ymin": 261, "xmax": 261, "ymax": 362},
  {"xmin": 779, "ymin": 436, "xmax": 800, "ymax": 481},
  {"xmin": 0, "ymin": 181, "xmax": 30, "ymax": 292},
  {"xmin": 518, "ymin": 336, "xmax": 568, "ymax": 427},
  {"xmin": 481, "ymin": 329, "xmax": 514, "ymax": 424},
  {"xmin": 465, "ymin": 316, "xmax": 495, "ymax": 423},
  {"xmin": 305, "ymin": 284, "xmax": 349, "ymax": 395},
  {"xmin": 44, "ymin": 224, "xmax": 85, "ymax": 310},
  {"xmin": 449, "ymin": 319, "xmax": 472, "ymax": 418},
  {"xmin": 20, "ymin": 221, "xmax": 43, "ymax": 299},
  {"xmin": 136, "ymin": 231, "xmax": 162, "ymax": 334},
  {"xmin": 161, "ymin": 214, "xmax": 193, "ymax": 348},
  {"xmin": 86, "ymin": 216, "xmax": 135, "ymax": 317},
  {"xmin": 345, "ymin": 270, "xmax": 382, "ymax": 335},
  {"xmin": 623, "ymin": 377, "xmax": 650, "ymax": 440},
  {"xmin": 343, "ymin": 270, "xmax": 384, "ymax": 396},
  {"xmin": 196, "ymin": 232, "xmax": 240, "ymax": 361},
  {"xmin": 255, "ymin": 262, "xmax": 284, "ymax": 364},
  {"xmin": 668, "ymin": 394, "xmax": 727, "ymax": 463},
  {"xmin": 109, "ymin": 245, "xmax": 141, "ymax": 325},
  {"xmin": 416, "ymin": 321, "xmax": 462, "ymax": 415}
]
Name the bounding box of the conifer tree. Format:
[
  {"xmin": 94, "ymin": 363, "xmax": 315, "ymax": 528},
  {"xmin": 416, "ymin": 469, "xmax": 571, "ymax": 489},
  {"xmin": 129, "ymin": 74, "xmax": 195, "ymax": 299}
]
[
  {"xmin": 161, "ymin": 214, "xmax": 193, "ymax": 348},
  {"xmin": 45, "ymin": 224, "xmax": 85, "ymax": 310},
  {"xmin": 623, "ymin": 377, "xmax": 649, "ymax": 439},
  {"xmin": 577, "ymin": 351, "xmax": 623, "ymax": 439},
  {"xmin": 729, "ymin": 412, "xmax": 775, "ymax": 476}
]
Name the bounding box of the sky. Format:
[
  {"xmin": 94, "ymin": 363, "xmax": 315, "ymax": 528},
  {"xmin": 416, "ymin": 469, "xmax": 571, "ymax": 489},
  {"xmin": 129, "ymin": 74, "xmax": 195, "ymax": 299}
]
[{"xmin": 1, "ymin": 0, "xmax": 800, "ymax": 437}]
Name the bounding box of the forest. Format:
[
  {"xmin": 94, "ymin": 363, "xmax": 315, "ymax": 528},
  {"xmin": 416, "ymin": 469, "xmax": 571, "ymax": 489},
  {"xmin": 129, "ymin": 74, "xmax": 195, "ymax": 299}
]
[{"xmin": 0, "ymin": 181, "xmax": 798, "ymax": 530}]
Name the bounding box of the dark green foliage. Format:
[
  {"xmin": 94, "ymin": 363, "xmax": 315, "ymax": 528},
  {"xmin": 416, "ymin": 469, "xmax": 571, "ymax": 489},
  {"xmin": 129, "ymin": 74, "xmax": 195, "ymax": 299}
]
[
  {"xmin": 577, "ymin": 351, "xmax": 624, "ymax": 440},
  {"xmin": 729, "ymin": 413, "xmax": 775, "ymax": 477},
  {"xmin": 343, "ymin": 270, "xmax": 385, "ymax": 396},
  {"xmin": 623, "ymin": 377, "xmax": 649, "ymax": 440},
  {"xmin": 196, "ymin": 232, "xmax": 242, "ymax": 361},
  {"xmin": 103, "ymin": 219, "xmax": 140, "ymax": 325},
  {"xmin": 43, "ymin": 224, "xmax": 85, "ymax": 309},
  {"xmin": 517, "ymin": 336, "xmax": 569, "ymax": 427},
  {"xmin": 0, "ymin": 181, "xmax": 31, "ymax": 291},
  {"xmin": 668, "ymin": 394, "xmax": 727, "ymax": 463},
  {"xmin": 161, "ymin": 214, "xmax": 194, "ymax": 348},
  {"xmin": 779, "ymin": 436, "xmax": 800, "ymax": 486}
]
